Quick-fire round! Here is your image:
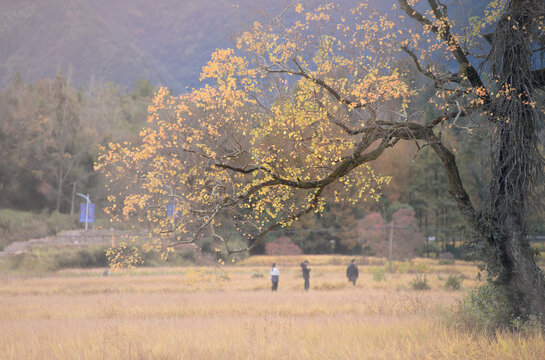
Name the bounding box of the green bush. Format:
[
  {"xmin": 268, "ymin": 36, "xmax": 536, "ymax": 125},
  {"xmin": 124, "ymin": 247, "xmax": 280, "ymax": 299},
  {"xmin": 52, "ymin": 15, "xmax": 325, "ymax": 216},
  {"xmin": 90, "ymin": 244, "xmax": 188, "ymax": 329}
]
[
  {"xmin": 45, "ymin": 211, "xmax": 78, "ymax": 234},
  {"xmin": 388, "ymin": 261, "xmax": 431, "ymax": 274},
  {"xmin": 1, "ymin": 245, "xmax": 109, "ymax": 273},
  {"xmin": 410, "ymin": 274, "xmax": 430, "ymax": 290},
  {"xmin": 0, "ymin": 209, "xmax": 36, "ymax": 230},
  {"xmin": 450, "ymin": 282, "xmax": 514, "ymax": 333},
  {"xmin": 370, "ymin": 266, "xmax": 386, "ymax": 282},
  {"xmin": 444, "ymin": 274, "xmax": 462, "ymax": 290},
  {"xmin": 0, "ymin": 209, "xmax": 78, "ymax": 251},
  {"xmin": 420, "ymin": 242, "xmax": 441, "ymax": 257},
  {"xmin": 56, "ymin": 247, "xmax": 109, "ymax": 269},
  {"xmin": 140, "ymin": 247, "xmax": 196, "ymax": 267},
  {"xmin": 511, "ymin": 315, "xmax": 544, "ymax": 335},
  {"xmin": 1, "ymin": 243, "xmax": 200, "ymax": 274},
  {"xmin": 445, "ymin": 244, "xmax": 474, "ymax": 260}
]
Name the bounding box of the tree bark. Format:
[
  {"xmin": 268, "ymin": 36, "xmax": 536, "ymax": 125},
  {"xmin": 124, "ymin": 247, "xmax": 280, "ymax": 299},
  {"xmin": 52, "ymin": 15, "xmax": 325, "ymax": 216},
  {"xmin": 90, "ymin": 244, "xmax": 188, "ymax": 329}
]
[
  {"xmin": 483, "ymin": 0, "xmax": 545, "ymax": 320},
  {"xmin": 499, "ymin": 219, "xmax": 545, "ymax": 319}
]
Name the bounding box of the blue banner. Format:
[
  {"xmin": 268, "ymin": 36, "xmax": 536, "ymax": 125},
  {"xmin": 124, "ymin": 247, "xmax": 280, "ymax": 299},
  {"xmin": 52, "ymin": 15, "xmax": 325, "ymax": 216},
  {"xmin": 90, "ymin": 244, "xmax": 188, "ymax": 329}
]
[
  {"xmin": 167, "ymin": 202, "xmax": 175, "ymax": 217},
  {"xmin": 167, "ymin": 202, "xmax": 182, "ymax": 218},
  {"xmin": 79, "ymin": 203, "xmax": 95, "ymax": 223}
]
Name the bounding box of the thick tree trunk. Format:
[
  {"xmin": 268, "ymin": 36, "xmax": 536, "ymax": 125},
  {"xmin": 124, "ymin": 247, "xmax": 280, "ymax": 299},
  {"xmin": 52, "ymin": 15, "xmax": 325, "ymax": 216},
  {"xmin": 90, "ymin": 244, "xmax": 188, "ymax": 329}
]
[
  {"xmin": 398, "ymin": 0, "xmax": 545, "ymax": 323},
  {"xmin": 431, "ymin": 134, "xmax": 545, "ymax": 320},
  {"xmin": 499, "ymin": 223, "xmax": 545, "ymax": 319},
  {"xmin": 483, "ymin": 0, "xmax": 545, "ymax": 320}
]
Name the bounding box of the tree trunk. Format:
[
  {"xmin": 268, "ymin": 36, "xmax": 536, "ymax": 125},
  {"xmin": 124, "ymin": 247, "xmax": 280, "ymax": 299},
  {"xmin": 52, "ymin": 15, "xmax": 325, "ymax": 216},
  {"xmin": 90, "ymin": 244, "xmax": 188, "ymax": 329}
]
[
  {"xmin": 431, "ymin": 133, "xmax": 545, "ymax": 320},
  {"xmin": 483, "ymin": 0, "xmax": 545, "ymax": 320},
  {"xmin": 499, "ymin": 221, "xmax": 545, "ymax": 319},
  {"xmin": 56, "ymin": 174, "xmax": 62, "ymax": 212}
]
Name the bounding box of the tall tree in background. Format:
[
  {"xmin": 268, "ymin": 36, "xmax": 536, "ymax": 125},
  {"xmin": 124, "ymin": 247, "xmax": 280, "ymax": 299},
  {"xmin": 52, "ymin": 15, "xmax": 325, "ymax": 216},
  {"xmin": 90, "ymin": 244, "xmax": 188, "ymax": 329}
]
[
  {"xmin": 0, "ymin": 73, "xmax": 46, "ymax": 209},
  {"xmin": 0, "ymin": 73, "xmax": 155, "ymax": 212},
  {"xmin": 48, "ymin": 72, "xmax": 88, "ymax": 211},
  {"xmin": 407, "ymin": 146, "xmax": 464, "ymax": 249},
  {"xmin": 99, "ymin": 0, "xmax": 545, "ymax": 321}
]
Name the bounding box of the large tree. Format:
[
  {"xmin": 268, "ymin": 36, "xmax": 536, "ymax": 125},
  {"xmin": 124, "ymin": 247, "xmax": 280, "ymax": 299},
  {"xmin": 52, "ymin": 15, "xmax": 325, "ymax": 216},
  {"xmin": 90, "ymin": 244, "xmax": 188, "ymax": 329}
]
[{"xmin": 98, "ymin": 0, "xmax": 545, "ymax": 321}]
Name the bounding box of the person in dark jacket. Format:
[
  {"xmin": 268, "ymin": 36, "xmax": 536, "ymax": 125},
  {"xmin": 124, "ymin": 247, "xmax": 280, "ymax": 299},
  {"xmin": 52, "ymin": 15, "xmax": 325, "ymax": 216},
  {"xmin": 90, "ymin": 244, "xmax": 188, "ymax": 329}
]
[
  {"xmin": 300, "ymin": 260, "xmax": 311, "ymax": 291},
  {"xmin": 346, "ymin": 259, "xmax": 359, "ymax": 286},
  {"xmin": 270, "ymin": 263, "xmax": 280, "ymax": 291}
]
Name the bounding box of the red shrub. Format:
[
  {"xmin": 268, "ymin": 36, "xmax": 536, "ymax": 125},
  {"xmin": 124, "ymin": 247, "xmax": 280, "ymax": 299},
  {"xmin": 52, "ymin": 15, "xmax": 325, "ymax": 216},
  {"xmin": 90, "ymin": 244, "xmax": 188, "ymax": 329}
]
[{"xmin": 265, "ymin": 236, "xmax": 303, "ymax": 255}]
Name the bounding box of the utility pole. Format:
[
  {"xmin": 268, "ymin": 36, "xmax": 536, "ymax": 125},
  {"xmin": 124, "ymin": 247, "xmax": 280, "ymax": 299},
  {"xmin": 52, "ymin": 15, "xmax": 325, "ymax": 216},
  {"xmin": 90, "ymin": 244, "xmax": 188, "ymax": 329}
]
[
  {"xmin": 70, "ymin": 182, "xmax": 77, "ymax": 215},
  {"xmin": 388, "ymin": 222, "xmax": 394, "ymax": 273}
]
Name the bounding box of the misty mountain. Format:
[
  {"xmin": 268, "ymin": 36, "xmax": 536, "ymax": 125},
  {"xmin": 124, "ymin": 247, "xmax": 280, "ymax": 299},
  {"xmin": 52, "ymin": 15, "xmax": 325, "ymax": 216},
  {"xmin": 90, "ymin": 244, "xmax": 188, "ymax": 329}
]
[
  {"xmin": 0, "ymin": 0, "xmax": 484, "ymax": 93},
  {"xmin": 0, "ymin": 0, "xmax": 290, "ymax": 92}
]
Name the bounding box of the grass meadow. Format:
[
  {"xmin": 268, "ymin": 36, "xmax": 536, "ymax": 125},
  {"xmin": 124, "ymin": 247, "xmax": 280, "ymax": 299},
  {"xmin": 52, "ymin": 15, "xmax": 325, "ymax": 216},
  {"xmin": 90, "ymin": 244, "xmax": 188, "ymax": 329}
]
[{"xmin": 1, "ymin": 255, "xmax": 544, "ymax": 359}]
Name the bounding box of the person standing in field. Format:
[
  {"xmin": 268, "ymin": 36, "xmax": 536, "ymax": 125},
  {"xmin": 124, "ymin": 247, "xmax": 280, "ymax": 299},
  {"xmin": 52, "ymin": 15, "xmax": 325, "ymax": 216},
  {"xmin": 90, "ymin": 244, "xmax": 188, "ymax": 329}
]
[
  {"xmin": 300, "ymin": 260, "xmax": 311, "ymax": 291},
  {"xmin": 270, "ymin": 263, "xmax": 280, "ymax": 291},
  {"xmin": 346, "ymin": 259, "xmax": 359, "ymax": 286}
]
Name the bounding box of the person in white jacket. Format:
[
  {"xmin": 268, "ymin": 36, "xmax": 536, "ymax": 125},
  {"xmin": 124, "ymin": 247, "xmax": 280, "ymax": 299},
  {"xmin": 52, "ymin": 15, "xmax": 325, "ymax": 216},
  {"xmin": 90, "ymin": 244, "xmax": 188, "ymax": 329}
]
[{"xmin": 270, "ymin": 263, "xmax": 280, "ymax": 291}]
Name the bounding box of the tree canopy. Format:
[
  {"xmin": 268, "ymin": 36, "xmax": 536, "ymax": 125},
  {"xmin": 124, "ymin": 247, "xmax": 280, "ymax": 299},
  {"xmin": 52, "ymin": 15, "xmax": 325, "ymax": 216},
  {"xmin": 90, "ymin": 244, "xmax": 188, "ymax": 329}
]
[{"xmin": 97, "ymin": 0, "xmax": 545, "ymax": 321}]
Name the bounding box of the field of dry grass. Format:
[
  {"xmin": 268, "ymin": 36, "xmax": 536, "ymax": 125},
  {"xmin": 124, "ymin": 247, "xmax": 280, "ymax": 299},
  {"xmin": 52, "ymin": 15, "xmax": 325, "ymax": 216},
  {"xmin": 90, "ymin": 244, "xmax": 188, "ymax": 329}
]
[{"xmin": 0, "ymin": 255, "xmax": 543, "ymax": 359}]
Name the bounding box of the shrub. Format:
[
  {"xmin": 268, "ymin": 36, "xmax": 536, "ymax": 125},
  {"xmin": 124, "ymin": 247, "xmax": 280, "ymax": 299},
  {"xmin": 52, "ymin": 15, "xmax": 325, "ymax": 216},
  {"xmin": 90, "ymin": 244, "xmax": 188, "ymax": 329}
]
[
  {"xmin": 410, "ymin": 274, "xmax": 430, "ymax": 290},
  {"xmin": 314, "ymin": 281, "xmax": 347, "ymax": 290},
  {"xmin": 512, "ymin": 315, "xmax": 544, "ymax": 335},
  {"xmin": 140, "ymin": 247, "xmax": 197, "ymax": 267},
  {"xmin": 450, "ymin": 282, "xmax": 514, "ymax": 333},
  {"xmin": 56, "ymin": 246, "xmax": 109, "ymax": 269},
  {"xmin": 1, "ymin": 245, "xmax": 110, "ymax": 273},
  {"xmin": 444, "ymin": 274, "xmax": 462, "ymax": 290},
  {"xmin": 359, "ymin": 209, "xmax": 425, "ymax": 260},
  {"xmin": 265, "ymin": 236, "xmax": 303, "ymax": 255},
  {"xmin": 389, "ymin": 260, "xmax": 431, "ymax": 274},
  {"xmin": 0, "ymin": 209, "xmax": 79, "ymax": 251},
  {"xmin": 420, "ymin": 242, "xmax": 442, "ymax": 257},
  {"xmin": 370, "ymin": 266, "xmax": 386, "ymax": 282},
  {"xmin": 438, "ymin": 252, "xmax": 455, "ymax": 265},
  {"xmin": 445, "ymin": 243, "xmax": 474, "ymax": 260},
  {"xmin": 45, "ymin": 211, "xmax": 77, "ymax": 234}
]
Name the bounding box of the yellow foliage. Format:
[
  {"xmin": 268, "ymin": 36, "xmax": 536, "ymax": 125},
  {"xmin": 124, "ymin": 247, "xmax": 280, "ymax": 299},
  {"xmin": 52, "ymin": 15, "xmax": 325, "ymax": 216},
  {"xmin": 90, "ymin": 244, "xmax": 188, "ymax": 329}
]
[{"xmin": 96, "ymin": 1, "xmax": 426, "ymax": 261}]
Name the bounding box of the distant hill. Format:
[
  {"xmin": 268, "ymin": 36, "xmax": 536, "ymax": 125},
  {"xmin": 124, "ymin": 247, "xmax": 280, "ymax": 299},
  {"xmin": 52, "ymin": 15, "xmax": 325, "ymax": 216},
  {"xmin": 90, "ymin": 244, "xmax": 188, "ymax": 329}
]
[
  {"xmin": 0, "ymin": 0, "xmax": 485, "ymax": 93},
  {"xmin": 0, "ymin": 0, "xmax": 290, "ymax": 92}
]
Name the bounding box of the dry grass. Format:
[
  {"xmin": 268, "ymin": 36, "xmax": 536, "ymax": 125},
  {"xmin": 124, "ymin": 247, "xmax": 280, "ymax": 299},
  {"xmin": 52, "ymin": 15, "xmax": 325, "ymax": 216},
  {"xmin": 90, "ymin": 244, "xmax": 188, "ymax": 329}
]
[{"xmin": 0, "ymin": 256, "xmax": 543, "ymax": 359}]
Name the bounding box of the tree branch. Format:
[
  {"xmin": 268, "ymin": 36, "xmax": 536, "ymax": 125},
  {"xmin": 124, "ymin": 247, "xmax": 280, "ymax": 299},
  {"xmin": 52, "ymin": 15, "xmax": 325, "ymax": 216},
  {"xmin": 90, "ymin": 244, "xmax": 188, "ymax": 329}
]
[
  {"xmin": 229, "ymin": 186, "xmax": 326, "ymax": 255},
  {"xmin": 401, "ymin": 46, "xmax": 461, "ymax": 85},
  {"xmin": 263, "ymin": 60, "xmax": 366, "ymax": 109},
  {"xmin": 397, "ymin": 0, "xmax": 491, "ymax": 105},
  {"xmin": 212, "ymin": 163, "xmax": 271, "ymax": 174}
]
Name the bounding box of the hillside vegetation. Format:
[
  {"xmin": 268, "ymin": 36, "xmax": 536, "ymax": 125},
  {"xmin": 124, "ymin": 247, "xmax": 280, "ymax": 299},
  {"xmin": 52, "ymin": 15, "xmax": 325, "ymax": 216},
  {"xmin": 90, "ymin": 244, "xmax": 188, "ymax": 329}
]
[
  {"xmin": 0, "ymin": 209, "xmax": 78, "ymax": 250},
  {"xmin": 0, "ymin": 0, "xmax": 484, "ymax": 92},
  {"xmin": 0, "ymin": 0, "xmax": 284, "ymax": 91}
]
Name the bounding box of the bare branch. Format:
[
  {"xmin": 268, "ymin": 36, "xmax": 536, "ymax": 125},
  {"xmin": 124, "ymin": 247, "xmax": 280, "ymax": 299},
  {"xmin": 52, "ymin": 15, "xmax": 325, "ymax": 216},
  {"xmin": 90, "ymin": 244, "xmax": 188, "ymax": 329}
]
[
  {"xmin": 228, "ymin": 186, "xmax": 326, "ymax": 255},
  {"xmin": 315, "ymin": 98, "xmax": 369, "ymax": 135},
  {"xmin": 401, "ymin": 46, "xmax": 461, "ymax": 85},
  {"xmin": 212, "ymin": 163, "xmax": 271, "ymax": 174},
  {"xmin": 397, "ymin": 0, "xmax": 437, "ymax": 31},
  {"xmin": 397, "ymin": 0, "xmax": 491, "ymax": 104}
]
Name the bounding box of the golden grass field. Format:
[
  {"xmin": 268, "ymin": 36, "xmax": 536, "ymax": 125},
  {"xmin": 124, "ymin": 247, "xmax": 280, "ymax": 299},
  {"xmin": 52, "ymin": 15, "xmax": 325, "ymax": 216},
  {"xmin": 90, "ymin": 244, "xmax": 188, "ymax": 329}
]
[{"xmin": 0, "ymin": 255, "xmax": 544, "ymax": 359}]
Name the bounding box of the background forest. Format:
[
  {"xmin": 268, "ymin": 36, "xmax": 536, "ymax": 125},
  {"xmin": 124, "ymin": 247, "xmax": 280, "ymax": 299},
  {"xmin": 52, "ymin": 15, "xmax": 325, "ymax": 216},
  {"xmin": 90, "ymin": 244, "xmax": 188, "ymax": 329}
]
[
  {"xmin": 0, "ymin": 69, "xmax": 487, "ymax": 258},
  {"xmin": 0, "ymin": 0, "xmax": 539, "ymax": 259}
]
